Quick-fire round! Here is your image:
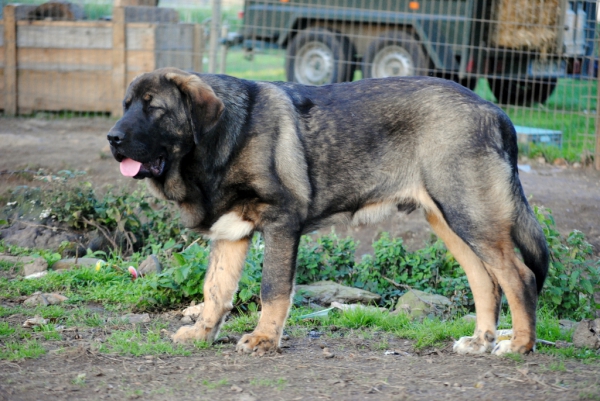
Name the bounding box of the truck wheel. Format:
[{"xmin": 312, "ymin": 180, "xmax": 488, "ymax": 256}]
[
  {"xmin": 362, "ymin": 31, "xmax": 428, "ymax": 78},
  {"xmin": 286, "ymin": 28, "xmax": 355, "ymax": 85},
  {"xmin": 489, "ymin": 78, "xmax": 557, "ymax": 105}
]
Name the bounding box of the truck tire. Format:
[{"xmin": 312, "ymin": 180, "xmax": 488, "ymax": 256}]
[
  {"xmin": 362, "ymin": 31, "xmax": 429, "ymax": 78},
  {"xmin": 286, "ymin": 28, "xmax": 355, "ymax": 85},
  {"xmin": 489, "ymin": 78, "xmax": 557, "ymax": 106}
]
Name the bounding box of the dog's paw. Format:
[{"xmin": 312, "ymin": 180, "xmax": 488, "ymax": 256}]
[
  {"xmin": 453, "ymin": 336, "xmax": 494, "ymax": 354},
  {"xmin": 236, "ymin": 333, "xmax": 280, "ymax": 356},
  {"xmin": 171, "ymin": 324, "xmax": 212, "ymax": 344},
  {"xmin": 491, "ymin": 340, "xmax": 513, "ymax": 356},
  {"xmin": 491, "ymin": 339, "xmax": 534, "ymax": 356}
]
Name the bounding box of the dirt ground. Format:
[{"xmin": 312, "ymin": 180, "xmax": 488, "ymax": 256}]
[{"xmin": 1, "ymin": 117, "xmax": 600, "ymax": 400}]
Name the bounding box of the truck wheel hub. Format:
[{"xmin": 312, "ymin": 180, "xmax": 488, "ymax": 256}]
[
  {"xmin": 295, "ymin": 41, "xmax": 334, "ymax": 85},
  {"xmin": 372, "ymin": 45, "xmax": 414, "ymax": 77}
]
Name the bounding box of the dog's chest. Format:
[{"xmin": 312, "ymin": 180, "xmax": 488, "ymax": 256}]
[{"xmin": 206, "ymin": 212, "xmax": 255, "ymax": 241}]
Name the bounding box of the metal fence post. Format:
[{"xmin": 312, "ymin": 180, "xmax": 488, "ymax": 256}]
[
  {"xmin": 208, "ymin": 0, "xmax": 221, "ymax": 73},
  {"xmin": 596, "ymin": 41, "xmax": 600, "ymax": 170},
  {"xmin": 111, "ymin": 6, "xmax": 126, "ymax": 118},
  {"xmin": 4, "ymin": 5, "xmax": 18, "ymax": 116}
]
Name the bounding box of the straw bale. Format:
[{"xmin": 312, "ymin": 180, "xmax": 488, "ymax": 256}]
[{"xmin": 492, "ymin": 0, "xmax": 560, "ymax": 56}]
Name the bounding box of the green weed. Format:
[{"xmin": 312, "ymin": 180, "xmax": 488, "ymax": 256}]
[
  {"xmin": 0, "ymin": 322, "xmax": 15, "ymax": 337},
  {"xmin": 99, "ymin": 327, "xmax": 191, "ymax": 357},
  {"xmin": 0, "ymin": 340, "xmax": 46, "ymax": 360},
  {"xmin": 201, "ymin": 379, "xmax": 229, "ymax": 389}
]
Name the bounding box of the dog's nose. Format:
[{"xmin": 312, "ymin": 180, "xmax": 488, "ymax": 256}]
[{"xmin": 107, "ymin": 130, "xmax": 125, "ymax": 147}]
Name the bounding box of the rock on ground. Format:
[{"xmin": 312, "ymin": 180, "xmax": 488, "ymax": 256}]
[
  {"xmin": 23, "ymin": 292, "xmax": 68, "ymax": 306},
  {"xmin": 572, "ymin": 318, "xmax": 600, "ymax": 349},
  {"xmin": 22, "ymin": 258, "xmax": 48, "ymax": 276},
  {"xmin": 295, "ymin": 281, "xmax": 381, "ymax": 305},
  {"xmin": 52, "ymin": 257, "xmax": 102, "ymax": 270},
  {"xmin": 394, "ymin": 289, "xmax": 452, "ymax": 320}
]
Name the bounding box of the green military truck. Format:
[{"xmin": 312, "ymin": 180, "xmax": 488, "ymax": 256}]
[{"xmin": 240, "ymin": 0, "xmax": 597, "ymax": 105}]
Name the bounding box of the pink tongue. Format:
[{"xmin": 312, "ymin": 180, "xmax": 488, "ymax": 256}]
[{"xmin": 120, "ymin": 158, "xmax": 142, "ymax": 177}]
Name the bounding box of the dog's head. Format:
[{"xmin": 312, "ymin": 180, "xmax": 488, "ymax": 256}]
[{"xmin": 107, "ymin": 68, "xmax": 224, "ymax": 180}]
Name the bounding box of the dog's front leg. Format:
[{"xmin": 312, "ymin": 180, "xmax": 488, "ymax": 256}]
[
  {"xmin": 236, "ymin": 228, "xmax": 298, "ymax": 356},
  {"xmin": 172, "ymin": 238, "xmax": 250, "ymax": 343}
]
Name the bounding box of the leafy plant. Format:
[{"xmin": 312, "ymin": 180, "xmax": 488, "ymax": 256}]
[{"xmin": 535, "ymin": 206, "xmax": 600, "ymax": 320}]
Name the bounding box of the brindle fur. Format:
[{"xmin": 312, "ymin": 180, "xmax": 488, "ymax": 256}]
[{"xmin": 108, "ymin": 68, "xmax": 548, "ymax": 356}]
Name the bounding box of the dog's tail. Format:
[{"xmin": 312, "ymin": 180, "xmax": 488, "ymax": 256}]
[
  {"xmin": 500, "ymin": 114, "xmax": 549, "ymax": 294},
  {"xmin": 511, "ymin": 198, "xmax": 549, "ymax": 294}
]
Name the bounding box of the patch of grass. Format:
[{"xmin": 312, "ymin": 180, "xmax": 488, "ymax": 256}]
[
  {"xmin": 222, "ymin": 311, "xmax": 259, "ymax": 334},
  {"xmin": 99, "ymin": 327, "xmax": 191, "ymax": 357},
  {"xmin": 72, "ymin": 373, "xmax": 87, "ymax": 386},
  {"xmin": 34, "ymin": 324, "xmax": 62, "ymax": 341},
  {"xmin": 0, "ymin": 267, "xmax": 145, "ymax": 309},
  {"xmin": 474, "ymin": 77, "xmax": 596, "ymax": 158},
  {"xmin": 0, "ymin": 322, "xmax": 16, "ymax": 337},
  {"xmin": 0, "ymin": 260, "xmax": 20, "ymax": 272},
  {"xmin": 226, "ymin": 49, "xmax": 286, "ymax": 81},
  {"xmin": 201, "ymin": 378, "xmax": 229, "ymax": 389},
  {"xmin": 547, "ymin": 360, "xmax": 567, "ymax": 372},
  {"xmin": 0, "ymin": 339, "xmax": 46, "ymax": 360},
  {"xmin": 502, "ymin": 352, "xmax": 525, "ymax": 364},
  {"xmin": 250, "ymin": 378, "xmax": 287, "ymax": 390}
]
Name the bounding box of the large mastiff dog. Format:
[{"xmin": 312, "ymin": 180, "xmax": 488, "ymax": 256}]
[{"xmin": 108, "ymin": 68, "xmax": 548, "ymax": 356}]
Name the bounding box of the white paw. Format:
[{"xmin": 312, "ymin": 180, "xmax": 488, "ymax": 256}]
[
  {"xmin": 453, "ymin": 336, "xmax": 494, "ymax": 354},
  {"xmin": 491, "ymin": 340, "xmax": 513, "ymax": 356}
]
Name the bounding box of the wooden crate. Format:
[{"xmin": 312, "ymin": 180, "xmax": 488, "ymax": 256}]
[{"xmin": 0, "ymin": 5, "xmax": 204, "ymax": 116}]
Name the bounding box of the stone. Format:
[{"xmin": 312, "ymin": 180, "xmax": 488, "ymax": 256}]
[
  {"xmin": 182, "ymin": 303, "xmax": 204, "ymax": 318},
  {"xmin": 23, "ymin": 258, "xmax": 48, "ymax": 276},
  {"xmin": 572, "ymin": 319, "xmax": 600, "ymax": 349},
  {"xmin": 120, "ymin": 313, "xmax": 151, "ymax": 324},
  {"xmin": 559, "ymin": 319, "xmax": 578, "ymax": 334},
  {"xmin": 295, "ymin": 281, "xmax": 381, "ymax": 305},
  {"xmin": 461, "ymin": 314, "xmax": 477, "ymax": 322},
  {"xmin": 23, "ymin": 316, "xmax": 48, "ymax": 328},
  {"xmin": 393, "ymin": 289, "xmax": 452, "ymax": 320},
  {"xmin": 0, "ymin": 220, "xmax": 84, "ymax": 253},
  {"xmin": 138, "ymin": 255, "xmax": 162, "ymax": 277},
  {"xmin": 0, "ymin": 254, "xmax": 37, "ymax": 265},
  {"xmin": 553, "ymin": 158, "xmax": 568, "ymax": 167},
  {"xmin": 23, "ymin": 292, "xmax": 68, "ymax": 306},
  {"xmin": 52, "ymin": 257, "xmax": 102, "ymax": 271}
]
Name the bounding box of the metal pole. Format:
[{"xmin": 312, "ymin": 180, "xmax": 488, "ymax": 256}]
[
  {"xmin": 208, "ymin": 0, "xmax": 221, "ymax": 74},
  {"xmin": 596, "ymin": 37, "xmax": 600, "ymax": 170},
  {"xmin": 220, "ymin": 24, "xmax": 229, "ymax": 74}
]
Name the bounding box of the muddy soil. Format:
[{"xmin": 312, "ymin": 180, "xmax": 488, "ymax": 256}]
[
  {"xmin": 1, "ymin": 311, "xmax": 599, "ymax": 401},
  {"xmin": 1, "ymin": 117, "xmax": 600, "ymax": 400}
]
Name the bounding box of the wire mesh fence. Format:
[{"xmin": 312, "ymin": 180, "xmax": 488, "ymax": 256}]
[{"xmin": 0, "ymin": 0, "xmax": 599, "ymax": 168}]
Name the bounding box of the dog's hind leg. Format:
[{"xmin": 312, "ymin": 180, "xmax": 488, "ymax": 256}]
[
  {"xmin": 426, "ymin": 211, "xmax": 502, "ymax": 354},
  {"xmin": 486, "ymin": 251, "xmax": 538, "ymax": 355},
  {"xmin": 172, "ymin": 238, "xmax": 250, "ymax": 343}
]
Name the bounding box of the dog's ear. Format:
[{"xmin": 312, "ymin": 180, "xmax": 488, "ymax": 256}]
[{"xmin": 165, "ymin": 71, "xmax": 224, "ymax": 144}]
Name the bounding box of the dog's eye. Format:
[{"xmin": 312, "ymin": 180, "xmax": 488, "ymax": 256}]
[{"xmin": 147, "ymin": 105, "xmax": 162, "ymax": 112}]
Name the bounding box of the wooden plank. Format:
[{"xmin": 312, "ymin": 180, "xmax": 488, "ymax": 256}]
[
  {"xmin": 17, "ymin": 20, "xmax": 112, "ymax": 28},
  {"xmin": 4, "ymin": 4, "xmax": 17, "ymax": 115},
  {"xmin": 17, "ymin": 70, "xmax": 113, "ymax": 112},
  {"xmin": 126, "ymin": 25, "xmax": 155, "ymax": 51},
  {"xmin": 0, "ymin": 69, "xmax": 5, "ymax": 109},
  {"xmin": 155, "ymin": 24, "xmax": 194, "ymax": 70},
  {"xmin": 193, "ymin": 24, "xmax": 204, "ymax": 73},
  {"xmin": 17, "ymin": 24, "xmax": 113, "ymax": 49},
  {"xmin": 111, "ymin": 7, "xmax": 127, "ymax": 117},
  {"xmin": 115, "ymin": 0, "xmax": 157, "ymax": 7},
  {"xmin": 17, "ymin": 48, "xmax": 112, "ymax": 71},
  {"xmin": 126, "ymin": 50, "xmax": 155, "ymax": 72}
]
